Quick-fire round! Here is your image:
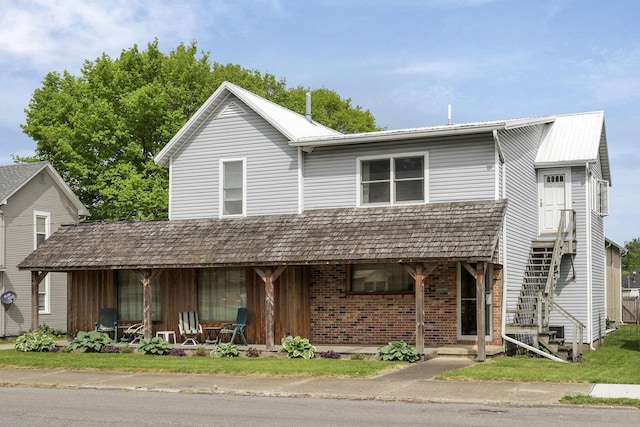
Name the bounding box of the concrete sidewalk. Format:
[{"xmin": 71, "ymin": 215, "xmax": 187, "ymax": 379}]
[{"xmin": 0, "ymin": 357, "xmax": 598, "ymax": 406}]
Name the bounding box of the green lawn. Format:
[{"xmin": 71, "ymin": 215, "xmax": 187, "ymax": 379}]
[
  {"xmin": 439, "ymin": 325, "xmax": 640, "ymax": 384},
  {"xmin": 0, "ymin": 349, "xmax": 402, "ymax": 378}
]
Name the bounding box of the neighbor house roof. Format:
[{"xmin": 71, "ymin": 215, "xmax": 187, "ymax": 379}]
[
  {"xmin": 535, "ymin": 111, "xmax": 610, "ymax": 183},
  {"xmin": 0, "ymin": 162, "xmax": 89, "ymax": 215},
  {"xmin": 18, "ymin": 199, "xmax": 507, "ymax": 271},
  {"xmin": 155, "ymin": 81, "xmax": 341, "ymax": 167}
]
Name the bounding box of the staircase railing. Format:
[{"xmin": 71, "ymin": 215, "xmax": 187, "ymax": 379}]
[{"xmin": 550, "ymin": 300, "xmax": 585, "ymax": 362}]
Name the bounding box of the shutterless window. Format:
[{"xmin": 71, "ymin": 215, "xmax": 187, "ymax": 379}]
[
  {"xmin": 360, "ymin": 155, "xmax": 425, "ymax": 205},
  {"xmin": 350, "ymin": 264, "xmax": 413, "ymax": 293},
  {"xmin": 34, "ymin": 213, "xmax": 50, "ymax": 313},
  {"xmin": 198, "ymin": 268, "xmax": 247, "ymax": 321},
  {"xmin": 221, "ymin": 160, "xmax": 244, "ymax": 216}
]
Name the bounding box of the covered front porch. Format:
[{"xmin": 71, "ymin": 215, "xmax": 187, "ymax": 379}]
[{"xmin": 19, "ymin": 200, "xmax": 507, "ymax": 361}]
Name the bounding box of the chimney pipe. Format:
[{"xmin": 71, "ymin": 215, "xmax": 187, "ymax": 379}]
[
  {"xmin": 447, "ymin": 104, "xmax": 452, "ymax": 125},
  {"xmin": 305, "ymin": 92, "xmax": 312, "ymax": 122}
]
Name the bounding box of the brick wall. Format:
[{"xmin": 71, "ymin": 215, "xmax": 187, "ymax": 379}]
[{"xmin": 309, "ymin": 263, "xmax": 503, "ymax": 347}]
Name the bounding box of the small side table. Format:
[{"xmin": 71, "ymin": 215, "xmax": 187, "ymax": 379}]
[
  {"xmin": 156, "ymin": 330, "xmax": 176, "ymax": 344},
  {"xmin": 204, "ymin": 327, "xmax": 221, "ymax": 344}
]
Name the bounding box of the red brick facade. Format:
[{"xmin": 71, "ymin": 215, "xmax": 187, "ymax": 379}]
[{"xmin": 309, "ymin": 262, "xmax": 503, "ymax": 347}]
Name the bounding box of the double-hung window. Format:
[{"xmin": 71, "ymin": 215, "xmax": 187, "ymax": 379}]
[
  {"xmin": 34, "ymin": 211, "xmax": 50, "ymax": 313},
  {"xmin": 358, "ymin": 153, "xmax": 427, "ymax": 206},
  {"xmin": 220, "ymin": 158, "xmax": 246, "ymax": 217}
]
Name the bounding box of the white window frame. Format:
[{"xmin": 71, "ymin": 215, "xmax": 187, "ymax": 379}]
[
  {"xmin": 219, "ymin": 158, "xmax": 247, "ymax": 218},
  {"xmin": 34, "ymin": 211, "xmax": 51, "ymax": 314},
  {"xmin": 456, "ymin": 262, "xmax": 493, "ymax": 341},
  {"xmin": 356, "ymin": 152, "xmax": 429, "ymax": 207},
  {"xmin": 591, "ymin": 176, "xmax": 609, "ymax": 216},
  {"xmin": 0, "ymin": 211, "xmax": 4, "ymax": 268}
]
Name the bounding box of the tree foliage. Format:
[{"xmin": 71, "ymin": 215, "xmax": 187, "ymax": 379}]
[
  {"xmin": 20, "ymin": 40, "xmax": 381, "ymax": 221},
  {"xmin": 622, "ymin": 238, "xmax": 640, "ymax": 275}
]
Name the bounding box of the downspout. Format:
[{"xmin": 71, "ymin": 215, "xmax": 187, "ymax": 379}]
[
  {"xmin": 496, "ymin": 130, "xmax": 565, "ymax": 362},
  {"xmin": 297, "ymin": 147, "xmax": 304, "ymax": 214},
  {"xmin": 586, "ymin": 163, "xmax": 595, "ymax": 350}
]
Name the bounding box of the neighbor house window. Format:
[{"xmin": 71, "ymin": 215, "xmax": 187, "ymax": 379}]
[
  {"xmin": 34, "ymin": 212, "xmax": 50, "ymax": 313},
  {"xmin": 358, "ymin": 153, "xmax": 427, "ymax": 206},
  {"xmin": 220, "ymin": 158, "xmax": 246, "ymax": 217},
  {"xmin": 457, "ymin": 263, "xmax": 493, "ymax": 339},
  {"xmin": 350, "ymin": 263, "xmax": 413, "ymax": 293},
  {"xmin": 117, "ymin": 270, "xmax": 161, "ymax": 321},
  {"xmin": 198, "ymin": 268, "xmax": 247, "ymax": 321}
]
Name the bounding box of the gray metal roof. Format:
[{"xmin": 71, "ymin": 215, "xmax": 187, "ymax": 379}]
[{"xmin": 18, "ymin": 200, "xmax": 507, "ymax": 271}]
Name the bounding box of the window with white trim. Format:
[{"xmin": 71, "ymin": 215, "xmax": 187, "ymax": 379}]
[
  {"xmin": 34, "ymin": 211, "xmax": 50, "ymax": 314},
  {"xmin": 457, "ymin": 263, "xmax": 493, "ymax": 339},
  {"xmin": 220, "ymin": 159, "xmax": 246, "ymax": 217},
  {"xmin": 594, "ymin": 178, "xmax": 609, "ymax": 216},
  {"xmin": 358, "ymin": 153, "xmax": 427, "ymax": 206}
]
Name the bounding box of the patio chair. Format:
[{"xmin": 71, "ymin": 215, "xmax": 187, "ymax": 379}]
[
  {"xmin": 218, "ymin": 307, "xmax": 248, "ymax": 346},
  {"xmin": 94, "ymin": 307, "xmax": 118, "ymax": 343},
  {"xmin": 121, "ymin": 323, "xmax": 145, "ymax": 344},
  {"xmin": 178, "ymin": 311, "xmax": 203, "ymax": 346}
]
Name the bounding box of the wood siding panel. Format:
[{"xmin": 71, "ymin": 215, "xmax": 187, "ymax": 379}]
[
  {"xmin": 169, "ymin": 95, "xmax": 299, "ymax": 219},
  {"xmin": 303, "ymin": 134, "xmax": 496, "ymax": 210},
  {"xmin": 2, "ymin": 169, "xmax": 79, "ymax": 336}
]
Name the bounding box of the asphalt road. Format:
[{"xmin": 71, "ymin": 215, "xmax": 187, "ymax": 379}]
[{"xmin": 1, "ymin": 387, "xmax": 637, "ymax": 426}]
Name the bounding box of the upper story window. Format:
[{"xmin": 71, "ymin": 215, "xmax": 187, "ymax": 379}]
[
  {"xmin": 592, "ymin": 177, "xmax": 609, "ymax": 216},
  {"xmin": 220, "ymin": 158, "xmax": 246, "ymax": 217},
  {"xmin": 358, "ymin": 153, "xmax": 427, "ymax": 206}
]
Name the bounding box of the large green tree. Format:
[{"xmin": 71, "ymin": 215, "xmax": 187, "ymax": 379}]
[
  {"xmin": 20, "ymin": 40, "xmax": 381, "ymax": 221},
  {"xmin": 623, "ymin": 238, "xmax": 640, "ymax": 275}
]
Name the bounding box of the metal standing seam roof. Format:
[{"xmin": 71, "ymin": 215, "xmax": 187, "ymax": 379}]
[
  {"xmin": 18, "ymin": 199, "xmax": 507, "ymax": 271},
  {"xmin": 535, "ymin": 111, "xmax": 610, "ymax": 182}
]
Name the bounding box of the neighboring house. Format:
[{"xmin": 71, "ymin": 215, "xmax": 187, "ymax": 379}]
[
  {"xmin": 605, "ymin": 238, "xmax": 625, "ymax": 325},
  {"xmin": 622, "ymin": 268, "xmax": 640, "ymax": 323},
  {"xmin": 19, "ymin": 82, "xmax": 612, "ymax": 361},
  {"xmin": 0, "ymin": 162, "xmax": 88, "ymax": 337}
]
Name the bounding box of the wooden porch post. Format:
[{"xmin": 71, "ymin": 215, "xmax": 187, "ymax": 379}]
[
  {"xmin": 462, "ymin": 261, "xmax": 487, "ymax": 362},
  {"xmin": 476, "ymin": 262, "xmax": 486, "ymax": 362},
  {"xmin": 31, "ymin": 271, "xmax": 48, "ymax": 332},
  {"xmin": 402, "ymin": 262, "xmax": 437, "ymax": 358},
  {"xmin": 133, "ymin": 269, "xmax": 162, "ymax": 339},
  {"xmin": 254, "ymin": 266, "xmax": 286, "ymax": 351}
]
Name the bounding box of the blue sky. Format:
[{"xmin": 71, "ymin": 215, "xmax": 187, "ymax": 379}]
[{"xmin": 0, "ymin": 0, "xmax": 638, "ymax": 244}]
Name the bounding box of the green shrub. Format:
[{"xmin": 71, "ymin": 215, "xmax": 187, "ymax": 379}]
[
  {"xmin": 376, "ymin": 341, "xmax": 420, "ymax": 363},
  {"xmin": 194, "ymin": 346, "xmax": 208, "ymax": 357},
  {"xmin": 211, "ymin": 343, "xmax": 240, "ymax": 357},
  {"xmin": 14, "ymin": 331, "xmax": 57, "ymax": 352},
  {"xmin": 350, "ymin": 352, "xmax": 365, "ymax": 360},
  {"xmin": 67, "ymin": 331, "xmax": 112, "ymax": 353},
  {"xmin": 137, "ymin": 337, "xmax": 172, "ymax": 355},
  {"xmin": 278, "ymin": 336, "xmax": 316, "ymax": 359},
  {"xmin": 119, "ymin": 344, "xmax": 133, "ymax": 354},
  {"xmin": 245, "ymin": 347, "xmax": 261, "ymax": 358},
  {"xmin": 38, "ymin": 323, "xmax": 66, "ymax": 338}
]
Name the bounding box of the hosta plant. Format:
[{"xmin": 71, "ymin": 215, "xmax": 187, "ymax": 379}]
[
  {"xmin": 211, "ymin": 343, "xmax": 240, "ymax": 358},
  {"xmin": 67, "ymin": 331, "xmax": 113, "ymax": 353},
  {"xmin": 14, "ymin": 331, "xmax": 57, "ymax": 352},
  {"xmin": 376, "ymin": 341, "xmax": 421, "ymax": 363},
  {"xmin": 279, "ymin": 336, "xmax": 316, "ymax": 359},
  {"xmin": 137, "ymin": 337, "xmax": 172, "ymax": 355}
]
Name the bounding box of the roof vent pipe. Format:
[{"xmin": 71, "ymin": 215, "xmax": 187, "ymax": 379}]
[
  {"xmin": 447, "ymin": 104, "xmax": 452, "ymax": 125},
  {"xmin": 305, "ymin": 92, "xmax": 312, "ymax": 122}
]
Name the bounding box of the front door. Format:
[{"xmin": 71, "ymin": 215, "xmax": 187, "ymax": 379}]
[{"xmin": 538, "ymin": 169, "xmax": 570, "ymax": 234}]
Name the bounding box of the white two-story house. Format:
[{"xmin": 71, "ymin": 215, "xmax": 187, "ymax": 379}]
[{"xmin": 19, "ymin": 82, "xmax": 611, "ymax": 361}]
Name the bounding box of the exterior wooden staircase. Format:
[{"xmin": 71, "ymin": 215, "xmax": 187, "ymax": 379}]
[{"xmin": 505, "ymin": 210, "xmax": 585, "ymax": 362}]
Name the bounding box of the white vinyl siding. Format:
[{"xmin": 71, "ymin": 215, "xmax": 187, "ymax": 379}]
[
  {"xmin": 304, "ymin": 134, "xmax": 496, "ymax": 210},
  {"xmin": 169, "ymin": 95, "xmax": 299, "ymax": 219}
]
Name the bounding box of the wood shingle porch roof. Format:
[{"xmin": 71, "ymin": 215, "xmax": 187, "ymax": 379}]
[{"xmin": 18, "ymin": 200, "xmax": 507, "ymax": 271}]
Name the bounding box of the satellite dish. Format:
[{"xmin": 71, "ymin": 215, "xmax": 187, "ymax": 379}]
[{"xmin": 1, "ymin": 291, "xmax": 17, "ymax": 305}]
